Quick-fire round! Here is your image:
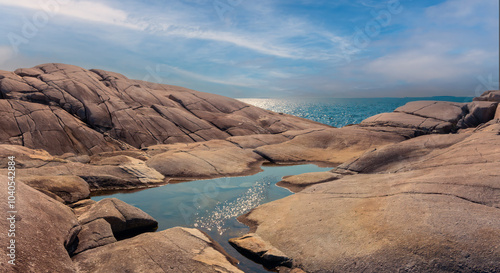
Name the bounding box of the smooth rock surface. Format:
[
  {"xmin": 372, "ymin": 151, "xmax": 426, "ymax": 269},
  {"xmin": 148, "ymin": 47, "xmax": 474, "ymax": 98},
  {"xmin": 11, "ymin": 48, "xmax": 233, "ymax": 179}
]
[
  {"xmin": 147, "ymin": 140, "xmax": 265, "ymax": 179},
  {"xmin": 73, "ymin": 227, "xmax": 243, "ymax": 273},
  {"xmin": 255, "ymin": 128, "xmax": 405, "ymax": 165},
  {"xmin": 0, "ymin": 180, "xmax": 79, "ymax": 273},
  {"xmin": 78, "ymin": 198, "xmax": 158, "ymax": 236},
  {"xmin": 19, "ymin": 175, "xmax": 90, "ymax": 204},
  {"xmin": 237, "ymin": 122, "xmax": 500, "ymax": 272},
  {"xmin": 18, "ymin": 160, "xmax": 165, "ymax": 191},
  {"xmin": 277, "ymin": 171, "xmax": 342, "ymax": 193},
  {"xmin": 229, "ymin": 233, "xmax": 293, "ymax": 268}
]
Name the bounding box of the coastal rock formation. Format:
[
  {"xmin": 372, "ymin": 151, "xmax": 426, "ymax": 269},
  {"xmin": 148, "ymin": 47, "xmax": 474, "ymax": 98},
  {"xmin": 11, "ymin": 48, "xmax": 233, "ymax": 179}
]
[
  {"xmin": 236, "ymin": 121, "xmax": 500, "ymax": 272},
  {"xmin": 2, "ymin": 63, "xmax": 499, "ymax": 273},
  {"xmin": 72, "ymin": 227, "xmax": 243, "ymax": 273},
  {"xmin": 0, "ymin": 63, "xmax": 329, "ymax": 155}
]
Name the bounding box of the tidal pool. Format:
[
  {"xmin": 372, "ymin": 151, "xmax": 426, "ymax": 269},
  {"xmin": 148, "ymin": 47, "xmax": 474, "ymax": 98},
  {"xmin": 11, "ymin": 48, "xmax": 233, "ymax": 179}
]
[{"xmin": 92, "ymin": 164, "xmax": 332, "ymax": 272}]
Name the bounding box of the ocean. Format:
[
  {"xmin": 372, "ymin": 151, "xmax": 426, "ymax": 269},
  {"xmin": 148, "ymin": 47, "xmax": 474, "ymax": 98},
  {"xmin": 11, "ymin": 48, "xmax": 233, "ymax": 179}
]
[{"xmin": 238, "ymin": 97, "xmax": 474, "ymax": 128}]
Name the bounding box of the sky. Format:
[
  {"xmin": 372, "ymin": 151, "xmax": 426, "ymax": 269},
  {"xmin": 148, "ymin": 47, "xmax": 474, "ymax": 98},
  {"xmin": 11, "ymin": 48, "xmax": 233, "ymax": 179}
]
[{"xmin": 0, "ymin": 0, "xmax": 498, "ymax": 98}]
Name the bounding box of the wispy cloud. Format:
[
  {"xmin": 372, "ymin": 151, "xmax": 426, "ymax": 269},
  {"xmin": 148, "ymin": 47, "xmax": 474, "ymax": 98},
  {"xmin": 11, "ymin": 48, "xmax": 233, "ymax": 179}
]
[
  {"xmin": 0, "ymin": 0, "xmax": 141, "ymax": 29},
  {"xmin": 159, "ymin": 64, "xmax": 266, "ymax": 88},
  {"xmin": 0, "ymin": 0, "xmax": 496, "ymax": 98},
  {"xmin": 0, "ymin": 0, "xmax": 352, "ymax": 61},
  {"xmin": 364, "ymin": 49, "xmax": 492, "ymax": 82}
]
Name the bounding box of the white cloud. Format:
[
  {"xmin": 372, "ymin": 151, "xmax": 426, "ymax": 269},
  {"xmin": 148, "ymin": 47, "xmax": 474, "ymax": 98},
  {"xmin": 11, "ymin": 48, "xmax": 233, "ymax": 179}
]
[
  {"xmin": 426, "ymin": 0, "xmax": 499, "ymax": 27},
  {"xmin": 364, "ymin": 49, "xmax": 492, "ymax": 83},
  {"xmin": 159, "ymin": 64, "xmax": 266, "ymax": 87},
  {"xmin": 0, "ymin": 0, "xmax": 142, "ymax": 29},
  {"xmin": 0, "ymin": 46, "xmax": 15, "ymax": 65},
  {"xmin": 0, "ymin": 0, "xmax": 352, "ymax": 61}
]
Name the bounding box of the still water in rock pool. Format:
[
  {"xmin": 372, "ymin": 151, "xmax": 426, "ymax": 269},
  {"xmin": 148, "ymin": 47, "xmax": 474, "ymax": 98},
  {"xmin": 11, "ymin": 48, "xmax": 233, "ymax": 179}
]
[{"xmin": 92, "ymin": 164, "xmax": 332, "ymax": 272}]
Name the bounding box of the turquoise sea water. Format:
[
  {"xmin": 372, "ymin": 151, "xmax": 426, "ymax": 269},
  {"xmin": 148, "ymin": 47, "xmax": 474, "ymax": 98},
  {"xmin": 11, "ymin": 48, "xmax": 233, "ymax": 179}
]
[{"xmin": 238, "ymin": 97, "xmax": 473, "ymax": 128}]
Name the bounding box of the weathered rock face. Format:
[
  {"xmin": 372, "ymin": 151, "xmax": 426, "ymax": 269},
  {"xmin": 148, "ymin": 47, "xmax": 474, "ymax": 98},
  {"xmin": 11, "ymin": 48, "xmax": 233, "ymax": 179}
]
[
  {"xmin": 73, "ymin": 227, "xmax": 243, "ymax": 273},
  {"xmin": 0, "ymin": 99, "xmax": 123, "ymax": 155},
  {"xmin": 236, "ymin": 122, "xmax": 500, "ymax": 272},
  {"xmin": 0, "ymin": 179, "xmax": 79, "ymax": 273},
  {"xmin": 73, "ymin": 219, "xmax": 117, "ymax": 256},
  {"xmin": 0, "ymin": 63, "xmax": 329, "ymax": 155}
]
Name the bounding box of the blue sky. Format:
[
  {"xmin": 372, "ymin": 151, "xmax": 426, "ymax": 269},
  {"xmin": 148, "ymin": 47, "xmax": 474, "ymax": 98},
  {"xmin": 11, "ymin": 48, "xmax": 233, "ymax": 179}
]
[{"xmin": 0, "ymin": 0, "xmax": 498, "ymax": 98}]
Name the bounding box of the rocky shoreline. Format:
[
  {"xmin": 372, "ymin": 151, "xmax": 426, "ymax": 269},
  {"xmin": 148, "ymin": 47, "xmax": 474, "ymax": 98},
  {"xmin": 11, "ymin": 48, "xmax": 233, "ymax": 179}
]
[{"xmin": 1, "ymin": 64, "xmax": 499, "ymax": 272}]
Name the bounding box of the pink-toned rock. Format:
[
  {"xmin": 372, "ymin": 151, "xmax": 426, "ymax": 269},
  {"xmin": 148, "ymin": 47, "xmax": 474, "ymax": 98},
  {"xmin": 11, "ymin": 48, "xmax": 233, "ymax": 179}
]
[
  {"xmin": 0, "ymin": 63, "xmax": 329, "ymax": 155},
  {"xmin": 473, "ymin": 90, "xmax": 500, "ymax": 102},
  {"xmin": 73, "ymin": 227, "xmax": 243, "ymax": 273}
]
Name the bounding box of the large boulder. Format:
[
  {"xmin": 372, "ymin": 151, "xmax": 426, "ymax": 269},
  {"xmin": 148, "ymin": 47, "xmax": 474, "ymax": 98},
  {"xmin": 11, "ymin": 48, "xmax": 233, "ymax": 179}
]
[
  {"xmin": 73, "ymin": 227, "xmax": 243, "ymax": 273},
  {"xmin": 19, "ymin": 175, "xmax": 90, "ymax": 204},
  {"xmin": 0, "ymin": 179, "xmax": 79, "ymax": 273},
  {"xmin": 73, "ymin": 219, "xmax": 116, "ymax": 256},
  {"xmin": 78, "ymin": 198, "xmax": 158, "ymax": 237},
  {"xmin": 458, "ymin": 101, "xmax": 498, "ymax": 128},
  {"xmin": 146, "ymin": 140, "xmax": 265, "ymax": 179}
]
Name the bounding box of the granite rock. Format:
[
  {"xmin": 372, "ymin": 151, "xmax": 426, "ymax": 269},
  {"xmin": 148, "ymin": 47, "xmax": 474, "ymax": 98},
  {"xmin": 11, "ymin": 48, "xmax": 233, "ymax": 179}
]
[
  {"xmin": 0, "ymin": 63, "xmax": 329, "ymax": 155},
  {"xmin": 473, "ymin": 90, "xmax": 500, "ymax": 102},
  {"xmin": 73, "ymin": 227, "xmax": 243, "ymax": 273},
  {"xmin": 237, "ymin": 123, "xmax": 500, "ymax": 272},
  {"xmin": 19, "ymin": 175, "xmax": 90, "ymax": 204},
  {"xmin": 78, "ymin": 198, "xmax": 158, "ymax": 237}
]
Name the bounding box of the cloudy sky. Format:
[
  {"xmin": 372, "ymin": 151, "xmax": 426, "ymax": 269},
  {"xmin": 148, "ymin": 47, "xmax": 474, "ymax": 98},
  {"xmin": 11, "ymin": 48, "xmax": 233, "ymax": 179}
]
[{"xmin": 0, "ymin": 0, "xmax": 498, "ymax": 98}]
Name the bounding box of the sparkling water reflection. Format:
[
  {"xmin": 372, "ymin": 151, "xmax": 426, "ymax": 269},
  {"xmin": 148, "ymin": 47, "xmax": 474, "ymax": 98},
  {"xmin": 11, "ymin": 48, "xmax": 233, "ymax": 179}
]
[
  {"xmin": 92, "ymin": 164, "xmax": 331, "ymax": 273},
  {"xmin": 239, "ymin": 97, "xmax": 473, "ymax": 128}
]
